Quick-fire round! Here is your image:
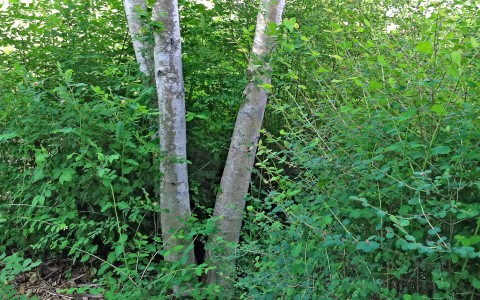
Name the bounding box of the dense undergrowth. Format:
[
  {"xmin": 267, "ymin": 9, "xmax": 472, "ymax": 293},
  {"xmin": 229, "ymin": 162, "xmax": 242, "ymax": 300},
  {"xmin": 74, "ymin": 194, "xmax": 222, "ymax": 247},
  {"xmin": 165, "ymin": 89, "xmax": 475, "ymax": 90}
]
[{"xmin": 1, "ymin": 0, "xmax": 479, "ymax": 298}]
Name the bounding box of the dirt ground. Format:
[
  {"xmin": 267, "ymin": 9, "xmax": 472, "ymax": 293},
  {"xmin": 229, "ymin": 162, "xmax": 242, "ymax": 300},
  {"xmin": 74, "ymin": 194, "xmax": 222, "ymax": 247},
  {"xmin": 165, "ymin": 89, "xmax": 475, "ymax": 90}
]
[{"xmin": 10, "ymin": 260, "xmax": 104, "ymax": 300}]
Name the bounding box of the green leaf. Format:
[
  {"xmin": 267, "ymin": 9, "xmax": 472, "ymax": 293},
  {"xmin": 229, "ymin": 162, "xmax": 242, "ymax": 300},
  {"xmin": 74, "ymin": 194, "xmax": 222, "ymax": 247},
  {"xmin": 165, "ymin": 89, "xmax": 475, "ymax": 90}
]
[
  {"xmin": 356, "ymin": 240, "xmax": 379, "ymax": 252},
  {"xmin": 98, "ymin": 263, "xmax": 110, "ymax": 276},
  {"xmin": 399, "ymin": 107, "xmax": 417, "ymax": 121},
  {"xmin": 431, "ymin": 104, "xmax": 447, "ymax": 116},
  {"xmin": 186, "ymin": 113, "xmax": 195, "ymax": 122},
  {"xmin": 266, "ymin": 21, "xmax": 278, "ymax": 35},
  {"xmin": 368, "ymin": 80, "xmax": 383, "ymax": 90},
  {"xmin": 0, "ymin": 132, "xmax": 18, "ymax": 142},
  {"xmin": 291, "ymin": 244, "xmax": 303, "ymax": 257},
  {"xmin": 451, "ymin": 253, "xmax": 459, "ymax": 263},
  {"xmin": 32, "ymin": 195, "xmax": 45, "ymax": 207},
  {"xmin": 172, "ymin": 244, "xmax": 184, "ymax": 252},
  {"xmin": 114, "ymin": 245, "xmax": 124, "ymax": 257},
  {"xmin": 446, "ymin": 64, "xmax": 460, "ymax": 78},
  {"xmin": 115, "ymin": 121, "xmax": 125, "ymax": 139},
  {"xmin": 107, "ymin": 252, "xmax": 117, "ymax": 264},
  {"xmin": 195, "ymin": 265, "xmax": 203, "ymax": 276},
  {"xmin": 416, "ymin": 41, "xmax": 433, "ymax": 54},
  {"xmin": 389, "ymin": 215, "xmax": 399, "ymax": 223},
  {"xmin": 377, "ymin": 55, "xmax": 387, "ymax": 66},
  {"xmin": 428, "ymin": 227, "xmax": 441, "ymax": 235},
  {"xmin": 124, "ymin": 159, "xmax": 139, "ymax": 166},
  {"xmin": 259, "ymin": 83, "xmax": 273, "ymax": 91},
  {"xmin": 399, "ymin": 205, "xmax": 412, "ymax": 216},
  {"xmin": 331, "ymin": 55, "xmax": 343, "ymax": 61},
  {"xmin": 52, "ymin": 127, "xmax": 75, "ymax": 134},
  {"xmin": 59, "ymin": 168, "xmax": 76, "ymax": 184},
  {"xmin": 471, "ymin": 37, "xmax": 479, "ymax": 48},
  {"xmin": 431, "ymin": 146, "xmax": 450, "ymax": 155},
  {"xmin": 472, "ymin": 278, "xmax": 480, "ymax": 289},
  {"xmin": 32, "ymin": 168, "xmax": 44, "ymax": 182},
  {"xmin": 119, "ymin": 233, "xmax": 128, "ymax": 244},
  {"xmin": 405, "ymin": 235, "xmax": 416, "ymax": 242},
  {"xmin": 470, "ymin": 236, "xmax": 480, "ymax": 245},
  {"xmin": 80, "ymin": 254, "xmax": 90, "ymax": 262},
  {"xmin": 450, "ymin": 50, "xmax": 462, "ymax": 65},
  {"xmin": 22, "ymin": 258, "xmax": 32, "ymax": 268},
  {"xmin": 30, "ymin": 259, "xmax": 42, "ymax": 268}
]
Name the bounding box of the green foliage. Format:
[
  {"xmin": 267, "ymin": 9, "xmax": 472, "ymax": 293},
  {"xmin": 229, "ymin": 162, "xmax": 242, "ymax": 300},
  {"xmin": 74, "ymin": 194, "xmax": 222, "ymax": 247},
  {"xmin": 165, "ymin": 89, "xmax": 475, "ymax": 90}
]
[
  {"xmin": 0, "ymin": 253, "xmax": 41, "ymax": 299},
  {"xmin": 1, "ymin": 0, "xmax": 249, "ymax": 297},
  {"xmin": 1, "ymin": 0, "xmax": 479, "ymax": 298},
  {"xmin": 0, "ymin": 65, "xmax": 205, "ymax": 297},
  {"xmin": 0, "ymin": 0, "xmax": 128, "ymax": 86},
  {"xmin": 239, "ymin": 0, "xmax": 480, "ymax": 298},
  {"xmin": 180, "ymin": 0, "xmax": 255, "ymax": 211}
]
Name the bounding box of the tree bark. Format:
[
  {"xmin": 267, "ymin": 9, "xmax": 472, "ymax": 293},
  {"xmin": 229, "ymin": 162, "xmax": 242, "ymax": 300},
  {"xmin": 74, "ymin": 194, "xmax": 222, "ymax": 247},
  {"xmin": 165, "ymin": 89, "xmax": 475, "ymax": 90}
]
[
  {"xmin": 205, "ymin": 0, "xmax": 285, "ymax": 292},
  {"xmin": 123, "ymin": 0, "xmax": 285, "ymax": 294},
  {"xmin": 123, "ymin": 0, "xmax": 154, "ymax": 80},
  {"xmin": 152, "ymin": 0, "xmax": 195, "ymax": 266}
]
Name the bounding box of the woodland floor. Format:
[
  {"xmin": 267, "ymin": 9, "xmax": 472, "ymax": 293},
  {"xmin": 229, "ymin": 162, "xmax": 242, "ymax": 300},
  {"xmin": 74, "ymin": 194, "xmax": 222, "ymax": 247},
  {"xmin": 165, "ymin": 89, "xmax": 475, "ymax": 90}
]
[{"xmin": 11, "ymin": 260, "xmax": 103, "ymax": 300}]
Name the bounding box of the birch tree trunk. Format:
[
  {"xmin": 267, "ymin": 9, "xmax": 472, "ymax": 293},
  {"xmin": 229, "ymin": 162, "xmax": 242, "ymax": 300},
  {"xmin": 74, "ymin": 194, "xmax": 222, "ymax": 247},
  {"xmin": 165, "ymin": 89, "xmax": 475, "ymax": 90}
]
[
  {"xmin": 205, "ymin": 0, "xmax": 285, "ymax": 291},
  {"xmin": 123, "ymin": 0, "xmax": 154, "ymax": 79},
  {"xmin": 152, "ymin": 0, "xmax": 195, "ymax": 266}
]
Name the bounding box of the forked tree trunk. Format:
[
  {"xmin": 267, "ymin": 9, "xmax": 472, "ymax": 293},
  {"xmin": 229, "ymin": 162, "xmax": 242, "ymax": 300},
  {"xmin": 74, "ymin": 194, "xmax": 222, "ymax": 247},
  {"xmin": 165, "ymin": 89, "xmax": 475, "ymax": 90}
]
[
  {"xmin": 123, "ymin": 0, "xmax": 285, "ymax": 294},
  {"xmin": 205, "ymin": 0, "xmax": 285, "ymax": 292},
  {"xmin": 123, "ymin": 0, "xmax": 154, "ymax": 79},
  {"xmin": 152, "ymin": 0, "xmax": 195, "ymax": 266}
]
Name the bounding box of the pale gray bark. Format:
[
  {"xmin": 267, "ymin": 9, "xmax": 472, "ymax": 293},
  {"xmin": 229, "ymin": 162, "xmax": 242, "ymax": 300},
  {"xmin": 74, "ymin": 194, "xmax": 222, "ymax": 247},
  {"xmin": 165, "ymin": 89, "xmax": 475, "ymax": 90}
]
[
  {"xmin": 205, "ymin": 0, "xmax": 285, "ymax": 292},
  {"xmin": 123, "ymin": 0, "xmax": 285, "ymax": 293},
  {"xmin": 123, "ymin": 0, "xmax": 154, "ymax": 79},
  {"xmin": 152, "ymin": 0, "xmax": 195, "ymax": 267}
]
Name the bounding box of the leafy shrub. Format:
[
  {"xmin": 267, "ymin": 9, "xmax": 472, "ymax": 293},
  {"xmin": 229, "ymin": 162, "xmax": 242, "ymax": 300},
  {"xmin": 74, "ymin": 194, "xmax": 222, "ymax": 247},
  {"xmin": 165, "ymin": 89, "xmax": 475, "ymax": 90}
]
[
  {"xmin": 0, "ymin": 66, "xmax": 204, "ymax": 297},
  {"xmin": 238, "ymin": 1, "xmax": 480, "ymax": 298}
]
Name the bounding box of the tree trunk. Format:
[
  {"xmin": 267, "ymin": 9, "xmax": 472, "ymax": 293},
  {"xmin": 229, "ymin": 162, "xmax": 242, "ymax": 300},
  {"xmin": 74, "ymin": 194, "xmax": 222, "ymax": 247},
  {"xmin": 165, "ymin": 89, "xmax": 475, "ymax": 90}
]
[
  {"xmin": 124, "ymin": 0, "xmax": 285, "ymax": 294},
  {"xmin": 152, "ymin": 0, "xmax": 195, "ymax": 266},
  {"xmin": 205, "ymin": 0, "xmax": 285, "ymax": 292},
  {"xmin": 123, "ymin": 0, "xmax": 154, "ymax": 80}
]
